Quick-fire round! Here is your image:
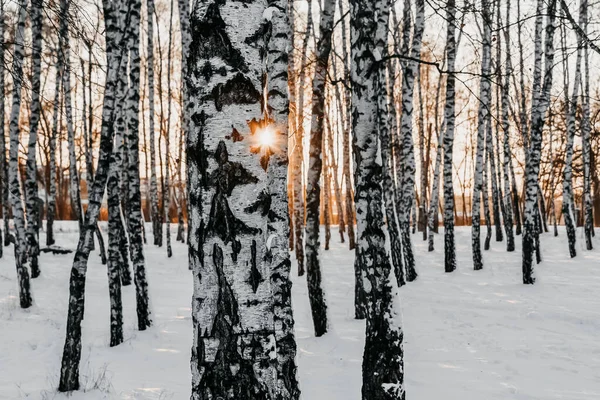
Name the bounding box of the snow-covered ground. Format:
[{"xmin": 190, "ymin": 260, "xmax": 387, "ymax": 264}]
[{"xmin": 1, "ymin": 223, "xmax": 599, "ymax": 399}]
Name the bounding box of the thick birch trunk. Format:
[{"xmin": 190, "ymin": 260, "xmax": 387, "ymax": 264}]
[
  {"xmin": 188, "ymin": 0, "xmax": 298, "ymax": 397},
  {"xmin": 352, "ymin": 0, "xmax": 405, "ymax": 397}
]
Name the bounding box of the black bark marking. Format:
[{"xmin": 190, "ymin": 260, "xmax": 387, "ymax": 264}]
[
  {"xmin": 226, "ymin": 126, "xmax": 244, "ymax": 142},
  {"xmin": 200, "ymin": 61, "xmax": 227, "ymax": 82},
  {"xmin": 195, "ymin": 243, "xmax": 271, "ymax": 399},
  {"xmin": 205, "ymin": 141, "xmax": 260, "ymax": 256},
  {"xmin": 206, "ymin": 73, "xmax": 261, "ymax": 111},
  {"xmin": 248, "ymin": 239, "xmax": 263, "ymax": 293},
  {"xmin": 244, "ymin": 189, "xmax": 271, "ymax": 216},
  {"xmin": 189, "ymin": 3, "xmax": 248, "ymax": 73}
]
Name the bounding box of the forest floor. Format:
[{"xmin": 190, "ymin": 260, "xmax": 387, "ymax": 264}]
[{"xmin": 1, "ymin": 223, "xmax": 599, "ymax": 399}]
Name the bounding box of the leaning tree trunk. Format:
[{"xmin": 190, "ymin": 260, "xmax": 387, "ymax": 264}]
[
  {"xmin": 147, "ymin": 0, "xmax": 162, "ymax": 247},
  {"xmin": 24, "ymin": 0, "xmax": 43, "ymax": 278},
  {"xmin": 7, "ymin": 0, "xmax": 32, "ymax": 309},
  {"xmin": 442, "ymin": 0, "xmax": 457, "ymax": 272},
  {"xmin": 352, "ymin": 0, "xmax": 405, "ymax": 397},
  {"xmin": 59, "ymin": 0, "xmax": 134, "ymax": 391},
  {"xmin": 522, "ymin": 0, "xmax": 556, "ymax": 284},
  {"xmin": 188, "ymin": 0, "xmax": 299, "ymax": 397},
  {"xmin": 304, "ymin": 0, "xmax": 334, "ymax": 337}
]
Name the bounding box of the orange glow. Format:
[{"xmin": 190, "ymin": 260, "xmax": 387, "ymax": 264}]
[{"xmin": 256, "ymin": 125, "xmax": 276, "ymax": 148}]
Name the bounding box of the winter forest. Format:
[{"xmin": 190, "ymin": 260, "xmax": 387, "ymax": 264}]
[{"xmin": 0, "ymin": 0, "xmax": 599, "ymax": 397}]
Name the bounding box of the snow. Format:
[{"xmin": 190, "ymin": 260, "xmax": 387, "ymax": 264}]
[{"xmin": 1, "ymin": 222, "xmax": 600, "ymax": 399}]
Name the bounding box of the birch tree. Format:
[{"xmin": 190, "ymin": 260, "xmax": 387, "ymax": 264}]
[
  {"xmin": 148, "ymin": 0, "xmax": 162, "ymax": 246},
  {"xmin": 581, "ymin": 0, "xmax": 593, "ymax": 249},
  {"xmin": 59, "ymin": 0, "xmax": 137, "ymax": 390},
  {"xmin": 351, "ymin": 0, "xmax": 405, "ymax": 396},
  {"xmin": 266, "ymin": 0, "xmax": 301, "ymax": 394},
  {"xmin": 7, "ymin": 0, "xmax": 32, "ymax": 309},
  {"xmin": 471, "ymin": 0, "xmax": 492, "ymax": 270},
  {"xmin": 500, "ymin": 0, "xmax": 515, "ymax": 251},
  {"xmin": 187, "ymin": 0, "xmax": 299, "ymax": 396},
  {"xmin": 125, "ymin": 0, "xmax": 151, "ymax": 332},
  {"xmin": 397, "ymin": 0, "xmax": 424, "ymax": 282},
  {"xmin": 0, "ymin": 0, "xmax": 4, "ymax": 257},
  {"xmin": 522, "ymin": 0, "xmax": 556, "ymax": 284},
  {"xmin": 304, "ymin": 0, "xmax": 335, "ymax": 337},
  {"xmin": 442, "ymin": 0, "xmax": 457, "ymax": 272},
  {"xmin": 561, "ymin": 1, "xmax": 583, "ymax": 259},
  {"xmin": 24, "ymin": 0, "xmax": 43, "ymax": 277}
]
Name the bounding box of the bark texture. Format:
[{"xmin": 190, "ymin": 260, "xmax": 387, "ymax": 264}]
[{"xmin": 188, "ymin": 0, "xmax": 299, "ymax": 397}]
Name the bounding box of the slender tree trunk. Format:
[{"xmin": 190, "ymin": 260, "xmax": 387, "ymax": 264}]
[
  {"xmin": 106, "ymin": 130, "xmax": 125, "ymax": 347},
  {"xmin": 125, "ymin": 0, "xmax": 151, "ymax": 332},
  {"xmin": 63, "ymin": 10, "xmax": 83, "ymax": 234},
  {"xmin": 483, "ymin": 130, "xmax": 492, "ymax": 251},
  {"xmin": 24, "ymin": 0, "xmax": 43, "ymax": 278},
  {"xmin": 561, "ymin": 2, "xmax": 582, "ymax": 258},
  {"xmin": 442, "ymin": 0, "xmax": 457, "ymax": 271},
  {"xmin": 580, "ymin": 0, "xmax": 593, "ymax": 250},
  {"xmin": 522, "ymin": 0, "xmax": 556, "ymax": 284},
  {"xmin": 500, "ymin": 0, "xmax": 515, "ymax": 251},
  {"xmin": 304, "ymin": 0, "xmax": 334, "ymax": 337},
  {"xmin": 147, "ymin": 0, "xmax": 162, "ymax": 247},
  {"xmin": 293, "ymin": 0, "xmax": 313, "ymax": 276},
  {"xmin": 7, "ymin": 0, "xmax": 32, "ymax": 309},
  {"xmin": 339, "ymin": 0, "xmax": 356, "ymax": 251},
  {"xmin": 380, "ymin": 33, "xmax": 405, "ymax": 288},
  {"xmin": 472, "ymin": 0, "xmax": 493, "ymax": 270},
  {"xmin": 177, "ymin": 0, "xmax": 191, "ymax": 245},
  {"xmin": 265, "ymin": 0, "xmax": 301, "ymax": 395},
  {"xmin": 163, "ymin": 0, "xmax": 175, "ymax": 258},
  {"xmin": 0, "ymin": 0, "xmax": 5, "ymax": 256},
  {"xmin": 397, "ymin": 0, "xmax": 424, "ymax": 282}
]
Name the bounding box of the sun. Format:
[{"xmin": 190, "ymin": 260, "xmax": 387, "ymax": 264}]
[{"xmin": 257, "ymin": 126, "xmax": 276, "ymax": 148}]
